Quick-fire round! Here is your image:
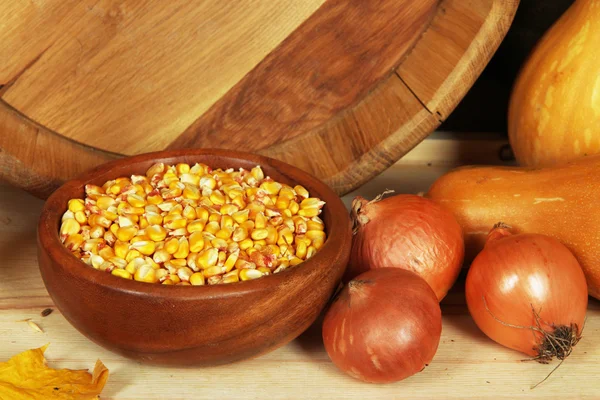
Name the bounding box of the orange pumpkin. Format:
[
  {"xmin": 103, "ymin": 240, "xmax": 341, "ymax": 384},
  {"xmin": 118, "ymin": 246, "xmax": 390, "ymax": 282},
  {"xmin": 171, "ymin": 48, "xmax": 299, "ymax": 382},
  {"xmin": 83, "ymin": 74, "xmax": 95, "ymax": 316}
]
[{"xmin": 508, "ymin": 0, "xmax": 600, "ymax": 167}]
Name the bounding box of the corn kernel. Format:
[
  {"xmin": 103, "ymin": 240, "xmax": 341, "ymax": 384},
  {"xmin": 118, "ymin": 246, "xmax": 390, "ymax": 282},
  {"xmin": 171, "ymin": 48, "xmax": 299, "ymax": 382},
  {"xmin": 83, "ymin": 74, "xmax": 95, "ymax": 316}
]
[
  {"xmin": 240, "ymin": 268, "xmax": 263, "ymax": 281},
  {"xmin": 307, "ymin": 220, "xmax": 325, "ymax": 231},
  {"xmin": 177, "ymin": 266, "xmax": 193, "ymax": 282},
  {"xmin": 68, "ymin": 198, "xmax": 86, "ymax": 213},
  {"xmin": 60, "ymin": 219, "xmax": 81, "ymax": 241},
  {"xmin": 203, "ymin": 265, "xmax": 224, "ymax": 278},
  {"xmin": 255, "ymin": 212, "xmax": 267, "ymax": 229},
  {"xmin": 239, "ymin": 238, "xmax": 254, "ymax": 250},
  {"xmin": 197, "ymin": 248, "xmax": 218, "ymax": 269},
  {"xmin": 173, "ymin": 238, "xmax": 190, "ymax": 259},
  {"xmin": 204, "ymin": 221, "xmax": 220, "ymax": 235},
  {"xmin": 155, "ymin": 268, "xmax": 169, "ymax": 281},
  {"xmin": 125, "ymin": 249, "xmax": 142, "ymax": 262},
  {"xmin": 134, "ymin": 265, "xmax": 158, "ymax": 283},
  {"xmin": 112, "ymin": 269, "xmax": 132, "ymax": 280},
  {"xmin": 295, "ymin": 241, "xmax": 308, "ymax": 259},
  {"xmin": 126, "ymin": 257, "xmax": 146, "ymax": 274},
  {"xmin": 165, "ymin": 237, "xmax": 179, "ymax": 254},
  {"xmin": 289, "ymin": 256, "xmax": 303, "ymax": 266},
  {"xmin": 258, "ymin": 267, "xmax": 271, "ymax": 275},
  {"xmin": 294, "ymin": 185, "xmax": 309, "ymax": 199},
  {"xmin": 306, "ymin": 230, "xmax": 326, "ymax": 242},
  {"xmin": 130, "ymin": 240, "xmax": 156, "ymax": 256},
  {"xmin": 293, "ymin": 217, "xmax": 308, "ymax": 234},
  {"xmin": 190, "ymin": 272, "xmax": 205, "ymax": 286},
  {"xmin": 251, "ymin": 228, "xmax": 268, "ymax": 240},
  {"xmin": 99, "ymin": 246, "xmax": 115, "ymax": 260},
  {"xmin": 64, "ymin": 234, "xmax": 84, "ymax": 251},
  {"xmin": 116, "ymin": 225, "xmax": 137, "ymax": 242}
]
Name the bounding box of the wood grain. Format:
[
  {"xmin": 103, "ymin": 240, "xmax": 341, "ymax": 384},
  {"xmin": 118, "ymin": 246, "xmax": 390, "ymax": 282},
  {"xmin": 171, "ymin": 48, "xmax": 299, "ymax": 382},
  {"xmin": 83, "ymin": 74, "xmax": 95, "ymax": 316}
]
[
  {"xmin": 168, "ymin": 0, "xmax": 438, "ymax": 151},
  {"xmin": 2, "ymin": 138, "xmax": 599, "ymax": 398},
  {"xmin": 2, "ymin": 0, "xmax": 325, "ymax": 154},
  {"xmin": 0, "ymin": 0, "xmax": 519, "ymax": 199}
]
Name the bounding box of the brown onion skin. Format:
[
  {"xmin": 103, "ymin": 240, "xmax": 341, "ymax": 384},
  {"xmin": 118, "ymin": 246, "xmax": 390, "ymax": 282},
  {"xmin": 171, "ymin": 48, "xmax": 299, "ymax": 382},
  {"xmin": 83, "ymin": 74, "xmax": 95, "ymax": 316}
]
[
  {"xmin": 323, "ymin": 268, "xmax": 442, "ymax": 383},
  {"xmin": 347, "ymin": 194, "xmax": 464, "ymax": 300},
  {"xmin": 466, "ymin": 228, "xmax": 588, "ymax": 357}
]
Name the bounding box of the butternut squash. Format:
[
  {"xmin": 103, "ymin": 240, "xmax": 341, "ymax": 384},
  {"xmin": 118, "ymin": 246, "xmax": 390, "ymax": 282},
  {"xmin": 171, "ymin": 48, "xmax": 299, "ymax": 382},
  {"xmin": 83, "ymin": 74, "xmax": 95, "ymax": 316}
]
[
  {"xmin": 426, "ymin": 154, "xmax": 600, "ymax": 299},
  {"xmin": 508, "ymin": 0, "xmax": 600, "ymax": 167}
]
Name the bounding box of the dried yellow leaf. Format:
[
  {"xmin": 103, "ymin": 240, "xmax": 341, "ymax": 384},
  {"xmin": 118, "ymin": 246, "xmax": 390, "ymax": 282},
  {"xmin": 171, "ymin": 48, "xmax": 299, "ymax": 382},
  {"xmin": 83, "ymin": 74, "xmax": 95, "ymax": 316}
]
[{"xmin": 0, "ymin": 345, "xmax": 109, "ymax": 400}]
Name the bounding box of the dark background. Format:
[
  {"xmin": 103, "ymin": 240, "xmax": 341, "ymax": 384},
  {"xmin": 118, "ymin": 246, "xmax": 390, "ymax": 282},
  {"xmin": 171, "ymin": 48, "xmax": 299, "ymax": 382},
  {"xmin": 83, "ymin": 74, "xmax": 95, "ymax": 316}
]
[{"xmin": 440, "ymin": 0, "xmax": 574, "ymax": 134}]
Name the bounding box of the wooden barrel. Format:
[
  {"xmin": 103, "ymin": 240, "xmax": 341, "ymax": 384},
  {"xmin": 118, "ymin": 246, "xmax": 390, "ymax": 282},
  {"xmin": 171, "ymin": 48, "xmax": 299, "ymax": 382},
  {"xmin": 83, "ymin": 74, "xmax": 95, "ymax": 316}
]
[{"xmin": 0, "ymin": 0, "xmax": 518, "ymax": 198}]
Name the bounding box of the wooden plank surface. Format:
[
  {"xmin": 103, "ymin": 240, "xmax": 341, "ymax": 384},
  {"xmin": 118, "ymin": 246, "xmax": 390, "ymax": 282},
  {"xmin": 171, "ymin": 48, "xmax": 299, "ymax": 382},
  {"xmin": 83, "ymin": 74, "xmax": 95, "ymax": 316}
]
[{"xmin": 1, "ymin": 133, "xmax": 599, "ymax": 399}]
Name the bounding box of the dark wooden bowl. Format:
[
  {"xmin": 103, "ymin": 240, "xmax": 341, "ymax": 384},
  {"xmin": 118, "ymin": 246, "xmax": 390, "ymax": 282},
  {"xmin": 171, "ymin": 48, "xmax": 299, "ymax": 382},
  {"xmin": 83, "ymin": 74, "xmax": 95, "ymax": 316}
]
[{"xmin": 37, "ymin": 149, "xmax": 352, "ymax": 366}]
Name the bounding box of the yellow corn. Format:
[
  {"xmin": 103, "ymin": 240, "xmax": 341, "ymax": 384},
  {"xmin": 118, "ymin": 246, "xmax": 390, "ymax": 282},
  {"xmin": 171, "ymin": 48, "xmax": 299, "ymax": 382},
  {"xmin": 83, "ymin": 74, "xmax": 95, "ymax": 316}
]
[
  {"xmin": 165, "ymin": 237, "xmax": 179, "ymax": 254},
  {"xmin": 134, "ymin": 265, "xmax": 158, "ymax": 283},
  {"xmin": 186, "ymin": 219, "xmax": 206, "ymax": 234},
  {"xmin": 220, "ymin": 215, "xmax": 234, "ymax": 229},
  {"xmin": 155, "ymin": 268, "xmax": 169, "ymax": 281},
  {"xmin": 116, "ymin": 225, "xmax": 137, "ymax": 242},
  {"xmin": 125, "ymin": 249, "xmax": 142, "ymax": 263},
  {"xmin": 146, "ymin": 162, "xmax": 165, "ymax": 178},
  {"xmin": 60, "ymin": 219, "xmax": 81, "ymax": 241},
  {"xmin": 307, "ymin": 220, "xmax": 325, "ymax": 231},
  {"xmin": 255, "ymin": 212, "xmax": 267, "ymax": 229},
  {"xmin": 64, "ymin": 234, "xmax": 84, "ymax": 251},
  {"xmin": 241, "ymin": 220, "xmax": 255, "ymax": 231},
  {"xmin": 189, "ymin": 231, "xmax": 205, "ymax": 253},
  {"xmin": 98, "ymin": 245, "xmax": 115, "ymax": 260},
  {"xmin": 260, "ymin": 181, "xmax": 282, "ymax": 196},
  {"xmin": 180, "ymin": 173, "xmax": 200, "ymax": 186},
  {"xmin": 130, "ymin": 240, "xmax": 156, "ymax": 256},
  {"xmin": 195, "ymin": 206, "xmax": 210, "ymax": 221},
  {"xmin": 275, "ymin": 196, "xmax": 290, "ymax": 210},
  {"xmin": 250, "ymin": 228, "xmax": 268, "ymax": 241},
  {"xmin": 183, "ymin": 184, "xmax": 201, "ymax": 200},
  {"xmin": 173, "ymin": 237, "xmax": 190, "ymax": 259},
  {"xmin": 164, "ymin": 215, "xmax": 187, "ymax": 230},
  {"xmin": 239, "ymin": 238, "xmax": 253, "ymax": 250},
  {"xmin": 176, "ymin": 163, "xmax": 190, "ymax": 175},
  {"xmin": 203, "ymin": 265, "xmax": 223, "ymax": 278},
  {"xmin": 63, "ymin": 161, "xmax": 326, "ymax": 285},
  {"xmin": 265, "ymin": 226, "xmax": 278, "ymax": 245},
  {"xmin": 220, "ymin": 204, "xmax": 239, "ymax": 216},
  {"xmin": 190, "ymin": 272, "xmax": 205, "ymax": 286},
  {"xmin": 197, "ymin": 248, "xmax": 218, "ymax": 269},
  {"xmin": 182, "ymin": 205, "xmax": 197, "ymax": 220},
  {"xmin": 224, "ymin": 251, "xmax": 239, "ymax": 272},
  {"xmin": 126, "ymin": 257, "xmax": 146, "ymax": 274},
  {"xmin": 295, "ymin": 241, "xmax": 308, "ymax": 259},
  {"xmin": 215, "ymin": 227, "xmax": 233, "ymax": 240},
  {"xmin": 146, "ymin": 225, "xmax": 167, "ymax": 241},
  {"xmin": 114, "ymin": 241, "xmax": 129, "ymax": 259},
  {"xmin": 204, "ymin": 221, "xmax": 220, "ymax": 235},
  {"xmin": 291, "ymin": 217, "xmax": 306, "ymax": 234},
  {"xmin": 258, "ymin": 267, "xmax": 271, "ymax": 275},
  {"xmin": 68, "ymin": 198, "xmax": 86, "ymax": 213},
  {"xmin": 147, "ymin": 190, "xmax": 163, "ymax": 205},
  {"xmin": 177, "ymin": 266, "xmax": 193, "ymax": 282},
  {"xmin": 306, "ymin": 230, "xmax": 326, "ymax": 242},
  {"xmin": 240, "ymin": 269, "xmax": 263, "ymax": 281},
  {"xmin": 111, "ymin": 269, "xmax": 132, "ymax": 280}
]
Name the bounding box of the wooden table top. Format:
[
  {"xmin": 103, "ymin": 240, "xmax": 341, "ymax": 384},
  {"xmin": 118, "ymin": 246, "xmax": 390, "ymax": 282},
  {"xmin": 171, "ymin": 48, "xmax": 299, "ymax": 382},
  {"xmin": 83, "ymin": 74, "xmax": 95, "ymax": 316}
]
[{"xmin": 1, "ymin": 134, "xmax": 598, "ymax": 399}]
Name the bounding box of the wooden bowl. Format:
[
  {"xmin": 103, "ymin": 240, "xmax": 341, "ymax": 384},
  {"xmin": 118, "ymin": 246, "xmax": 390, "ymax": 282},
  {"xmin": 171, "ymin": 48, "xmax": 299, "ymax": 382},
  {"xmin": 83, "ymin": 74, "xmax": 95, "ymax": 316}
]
[{"xmin": 37, "ymin": 149, "xmax": 352, "ymax": 366}]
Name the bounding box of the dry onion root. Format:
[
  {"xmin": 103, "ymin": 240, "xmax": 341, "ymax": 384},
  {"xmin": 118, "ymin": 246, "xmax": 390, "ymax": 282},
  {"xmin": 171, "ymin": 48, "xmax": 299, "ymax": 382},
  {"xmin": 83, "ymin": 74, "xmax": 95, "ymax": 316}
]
[
  {"xmin": 466, "ymin": 223, "xmax": 587, "ymax": 373},
  {"xmin": 346, "ymin": 192, "xmax": 464, "ymax": 300}
]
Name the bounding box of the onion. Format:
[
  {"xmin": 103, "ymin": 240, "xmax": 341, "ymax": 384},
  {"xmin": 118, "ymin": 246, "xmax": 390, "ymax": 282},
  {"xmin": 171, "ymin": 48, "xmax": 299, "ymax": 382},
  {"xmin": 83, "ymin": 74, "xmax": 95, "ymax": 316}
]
[
  {"xmin": 347, "ymin": 193, "xmax": 464, "ymax": 300},
  {"xmin": 322, "ymin": 268, "xmax": 442, "ymax": 383},
  {"xmin": 466, "ymin": 223, "xmax": 588, "ymax": 362}
]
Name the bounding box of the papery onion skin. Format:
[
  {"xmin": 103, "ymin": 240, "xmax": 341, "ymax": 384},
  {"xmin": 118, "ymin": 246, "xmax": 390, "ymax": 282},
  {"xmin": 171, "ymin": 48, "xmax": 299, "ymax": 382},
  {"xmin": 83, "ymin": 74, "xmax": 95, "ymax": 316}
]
[
  {"xmin": 347, "ymin": 194, "xmax": 464, "ymax": 300},
  {"xmin": 323, "ymin": 268, "xmax": 442, "ymax": 383},
  {"xmin": 466, "ymin": 225, "xmax": 588, "ymax": 359}
]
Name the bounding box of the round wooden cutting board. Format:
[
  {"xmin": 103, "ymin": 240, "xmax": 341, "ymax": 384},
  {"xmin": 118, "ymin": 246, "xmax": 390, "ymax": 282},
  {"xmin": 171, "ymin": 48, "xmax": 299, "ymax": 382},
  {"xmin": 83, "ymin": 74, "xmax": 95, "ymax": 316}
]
[{"xmin": 0, "ymin": 0, "xmax": 518, "ymax": 198}]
